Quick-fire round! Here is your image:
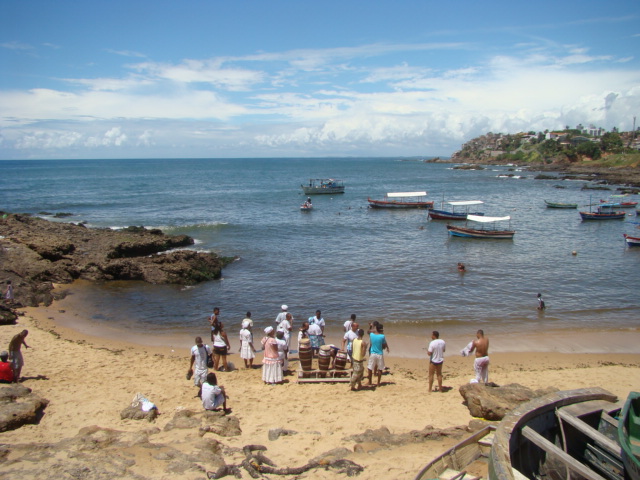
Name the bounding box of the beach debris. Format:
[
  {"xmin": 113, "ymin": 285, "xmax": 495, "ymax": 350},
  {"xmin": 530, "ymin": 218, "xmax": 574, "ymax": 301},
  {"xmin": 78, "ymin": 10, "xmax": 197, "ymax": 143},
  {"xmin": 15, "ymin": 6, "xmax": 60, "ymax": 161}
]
[
  {"xmin": 207, "ymin": 444, "xmax": 364, "ymax": 479},
  {"xmin": 459, "ymin": 382, "xmax": 558, "ymax": 420},
  {"xmin": 268, "ymin": 427, "xmax": 298, "ymax": 441},
  {"xmin": 0, "ymin": 384, "xmax": 49, "ymax": 432}
]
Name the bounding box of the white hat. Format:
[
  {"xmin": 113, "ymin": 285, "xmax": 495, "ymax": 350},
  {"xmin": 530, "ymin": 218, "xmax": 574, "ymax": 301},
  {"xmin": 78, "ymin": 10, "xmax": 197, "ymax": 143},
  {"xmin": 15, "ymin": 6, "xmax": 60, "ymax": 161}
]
[
  {"xmin": 264, "ymin": 326, "xmax": 274, "ymax": 334},
  {"xmin": 281, "ymin": 304, "xmax": 288, "ymax": 311},
  {"xmin": 241, "ymin": 320, "xmax": 251, "ymax": 329}
]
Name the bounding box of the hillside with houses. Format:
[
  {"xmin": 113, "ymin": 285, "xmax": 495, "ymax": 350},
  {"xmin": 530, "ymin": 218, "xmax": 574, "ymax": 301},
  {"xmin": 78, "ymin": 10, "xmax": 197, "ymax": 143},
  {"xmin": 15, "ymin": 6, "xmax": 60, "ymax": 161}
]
[{"xmin": 451, "ymin": 125, "xmax": 640, "ymax": 167}]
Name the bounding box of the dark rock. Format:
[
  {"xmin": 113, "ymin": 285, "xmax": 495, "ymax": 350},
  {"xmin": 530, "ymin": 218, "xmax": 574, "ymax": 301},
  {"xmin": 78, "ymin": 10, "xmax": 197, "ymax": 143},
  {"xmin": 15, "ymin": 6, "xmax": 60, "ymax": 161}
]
[
  {"xmin": 0, "ymin": 213, "xmax": 235, "ymax": 307},
  {"xmin": 0, "ymin": 384, "xmax": 49, "ymax": 432},
  {"xmin": 459, "ymin": 382, "xmax": 558, "ymax": 420},
  {"xmin": 119, "ymin": 405, "xmax": 158, "ymax": 422},
  {"xmin": 0, "ymin": 304, "xmax": 17, "ymax": 325},
  {"xmin": 268, "ymin": 427, "xmax": 298, "ymax": 441}
]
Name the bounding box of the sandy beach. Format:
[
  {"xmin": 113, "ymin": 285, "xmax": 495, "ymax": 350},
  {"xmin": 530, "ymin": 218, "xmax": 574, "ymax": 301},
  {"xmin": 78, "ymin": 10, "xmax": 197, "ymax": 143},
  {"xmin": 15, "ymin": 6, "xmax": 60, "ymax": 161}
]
[{"xmin": 1, "ymin": 292, "xmax": 639, "ymax": 480}]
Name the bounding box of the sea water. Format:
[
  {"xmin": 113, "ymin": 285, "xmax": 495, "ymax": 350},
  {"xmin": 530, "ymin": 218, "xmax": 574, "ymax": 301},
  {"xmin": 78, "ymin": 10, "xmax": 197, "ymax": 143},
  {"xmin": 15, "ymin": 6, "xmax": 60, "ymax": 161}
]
[{"xmin": 1, "ymin": 158, "xmax": 639, "ymax": 350}]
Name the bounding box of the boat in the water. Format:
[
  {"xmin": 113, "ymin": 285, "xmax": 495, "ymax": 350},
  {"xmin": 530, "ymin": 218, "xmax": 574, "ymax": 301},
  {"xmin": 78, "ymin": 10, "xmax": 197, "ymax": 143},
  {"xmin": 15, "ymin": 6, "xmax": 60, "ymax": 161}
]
[
  {"xmin": 623, "ymin": 234, "xmax": 640, "ymax": 247},
  {"xmin": 368, "ymin": 191, "xmax": 433, "ymax": 209},
  {"xmin": 447, "ymin": 215, "xmax": 515, "ymax": 239},
  {"xmin": 300, "ymin": 198, "xmax": 313, "ymax": 211},
  {"xmin": 545, "ymin": 200, "xmax": 578, "ymax": 209},
  {"xmin": 601, "ymin": 196, "xmax": 638, "ymax": 209},
  {"xmin": 618, "ymin": 392, "xmax": 640, "ymax": 480},
  {"xmin": 414, "ymin": 425, "xmax": 496, "ymax": 480},
  {"xmin": 580, "ymin": 202, "xmax": 626, "ymax": 220},
  {"xmin": 301, "ymin": 178, "xmax": 345, "ymax": 195},
  {"xmin": 429, "ymin": 200, "xmax": 485, "ymax": 220},
  {"xmin": 489, "ymin": 387, "xmax": 624, "ymax": 480}
]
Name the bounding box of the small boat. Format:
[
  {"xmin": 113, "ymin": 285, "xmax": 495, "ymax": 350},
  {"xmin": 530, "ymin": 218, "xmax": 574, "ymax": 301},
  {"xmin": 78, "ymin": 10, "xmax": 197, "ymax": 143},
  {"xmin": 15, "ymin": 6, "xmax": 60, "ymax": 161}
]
[
  {"xmin": 545, "ymin": 200, "xmax": 578, "ymax": 209},
  {"xmin": 489, "ymin": 387, "xmax": 624, "ymax": 480},
  {"xmin": 301, "ymin": 178, "xmax": 345, "ymax": 195},
  {"xmin": 618, "ymin": 392, "xmax": 640, "ymax": 480},
  {"xmin": 429, "ymin": 200, "xmax": 485, "ymax": 220},
  {"xmin": 368, "ymin": 191, "xmax": 434, "ymax": 209},
  {"xmin": 580, "ymin": 205, "xmax": 627, "ymax": 220},
  {"xmin": 414, "ymin": 425, "xmax": 496, "ymax": 480},
  {"xmin": 601, "ymin": 196, "xmax": 638, "ymax": 209},
  {"xmin": 447, "ymin": 215, "xmax": 515, "ymax": 239},
  {"xmin": 300, "ymin": 200, "xmax": 313, "ymax": 211},
  {"xmin": 623, "ymin": 234, "xmax": 640, "ymax": 247}
]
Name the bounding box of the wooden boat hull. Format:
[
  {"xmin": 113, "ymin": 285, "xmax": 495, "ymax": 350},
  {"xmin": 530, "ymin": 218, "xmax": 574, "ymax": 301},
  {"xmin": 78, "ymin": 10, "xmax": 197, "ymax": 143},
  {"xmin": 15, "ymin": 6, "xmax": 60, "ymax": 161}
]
[
  {"xmin": 300, "ymin": 206, "xmax": 313, "ymax": 211},
  {"xmin": 624, "ymin": 234, "xmax": 640, "ymax": 247},
  {"xmin": 301, "ymin": 186, "xmax": 344, "ymax": 195},
  {"xmin": 618, "ymin": 392, "xmax": 640, "ymax": 480},
  {"xmin": 545, "ymin": 201, "xmax": 578, "ymax": 209},
  {"xmin": 580, "ymin": 211, "xmax": 626, "ymax": 220},
  {"xmin": 447, "ymin": 225, "xmax": 515, "ymax": 239},
  {"xmin": 429, "ymin": 210, "xmax": 484, "ymax": 220},
  {"xmin": 414, "ymin": 425, "xmax": 496, "ymax": 480},
  {"xmin": 489, "ymin": 387, "xmax": 622, "ymax": 480},
  {"xmin": 368, "ymin": 198, "xmax": 434, "ymax": 209}
]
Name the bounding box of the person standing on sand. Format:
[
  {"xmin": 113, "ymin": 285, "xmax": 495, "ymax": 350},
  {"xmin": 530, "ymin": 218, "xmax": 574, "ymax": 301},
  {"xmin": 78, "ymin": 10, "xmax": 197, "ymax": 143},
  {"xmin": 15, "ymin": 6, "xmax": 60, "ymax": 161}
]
[
  {"xmin": 427, "ymin": 331, "xmax": 446, "ymax": 393},
  {"xmin": 261, "ymin": 327, "xmax": 283, "ymax": 385},
  {"xmin": 275, "ymin": 304, "xmax": 288, "ymax": 326},
  {"xmin": 242, "ymin": 311, "xmax": 254, "ymax": 328},
  {"xmin": 8, "ymin": 330, "xmax": 29, "ymax": 382},
  {"xmin": 188, "ymin": 336, "xmax": 212, "ymax": 398},
  {"xmin": 341, "ymin": 321, "xmax": 359, "ymax": 362},
  {"xmin": 4, "ymin": 280, "xmax": 14, "ymax": 304},
  {"xmin": 349, "ymin": 329, "xmax": 367, "ymax": 391},
  {"xmin": 308, "ymin": 310, "xmax": 325, "ymax": 334},
  {"xmin": 344, "ymin": 313, "xmax": 356, "ymax": 333},
  {"xmin": 367, "ymin": 324, "xmax": 389, "ymax": 387},
  {"xmin": 212, "ymin": 324, "xmax": 231, "ymax": 372},
  {"xmin": 239, "ymin": 321, "xmax": 256, "ymax": 369},
  {"xmin": 469, "ymin": 329, "xmax": 490, "ymax": 384}
]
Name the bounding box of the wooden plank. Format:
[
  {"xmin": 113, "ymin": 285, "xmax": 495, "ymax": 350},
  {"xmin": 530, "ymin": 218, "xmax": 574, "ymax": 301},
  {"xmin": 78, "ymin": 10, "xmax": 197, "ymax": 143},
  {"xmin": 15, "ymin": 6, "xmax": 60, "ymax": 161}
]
[
  {"xmin": 521, "ymin": 426, "xmax": 608, "ymax": 480},
  {"xmin": 601, "ymin": 412, "xmax": 619, "ymax": 428},
  {"xmin": 556, "ymin": 409, "xmax": 622, "ymax": 457},
  {"xmin": 559, "ymin": 400, "xmax": 622, "ymax": 419}
]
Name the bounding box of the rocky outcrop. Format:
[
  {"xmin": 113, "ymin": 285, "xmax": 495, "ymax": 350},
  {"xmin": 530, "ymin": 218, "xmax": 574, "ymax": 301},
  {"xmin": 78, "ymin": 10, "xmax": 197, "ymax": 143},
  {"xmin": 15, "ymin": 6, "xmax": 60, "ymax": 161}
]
[
  {"xmin": 0, "ymin": 384, "xmax": 49, "ymax": 432},
  {"xmin": 0, "ymin": 213, "xmax": 234, "ymax": 307},
  {"xmin": 459, "ymin": 382, "xmax": 558, "ymax": 420}
]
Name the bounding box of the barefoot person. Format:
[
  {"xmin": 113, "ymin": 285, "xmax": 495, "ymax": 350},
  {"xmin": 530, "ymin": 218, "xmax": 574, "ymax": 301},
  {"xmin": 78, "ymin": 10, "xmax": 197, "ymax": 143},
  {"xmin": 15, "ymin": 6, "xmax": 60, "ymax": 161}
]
[
  {"xmin": 8, "ymin": 330, "xmax": 29, "ymax": 383},
  {"xmin": 239, "ymin": 321, "xmax": 256, "ymax": 369},
  {"xmin": 427, "ymin": 331, "xmax": 446, "ymax": 393},
  {"xmin": 349, "ymin": 329, "xmax": 367, "ymax": 391},
  {"xmin": 211, "ymin": 324, "xmax": 231, "ymax": 372},
  {"xmin": 367, "ymin": 324, "xmax": 389, "ymax": 387},
  {"xmin": 188, "ymin": 336, "xmax": 212, "ymax": 398},
  {"xmin": 469, "ymin": 329, "xmax": 490, "ymax": 384},
  {"xmin": 201, "ymin": 372, "xmax": 229, "ymax": 413}
]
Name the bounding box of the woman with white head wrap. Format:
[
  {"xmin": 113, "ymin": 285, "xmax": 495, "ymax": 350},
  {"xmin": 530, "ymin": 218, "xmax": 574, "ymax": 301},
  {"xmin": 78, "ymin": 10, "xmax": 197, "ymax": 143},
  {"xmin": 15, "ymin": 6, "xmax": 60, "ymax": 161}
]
[
  {"xmin": 239, "ymin": 320, "xmax": 256, "ymax": 369},
  {"xmin": 261, "ymin": 326, "xmax": 282, "ymax": 385}
]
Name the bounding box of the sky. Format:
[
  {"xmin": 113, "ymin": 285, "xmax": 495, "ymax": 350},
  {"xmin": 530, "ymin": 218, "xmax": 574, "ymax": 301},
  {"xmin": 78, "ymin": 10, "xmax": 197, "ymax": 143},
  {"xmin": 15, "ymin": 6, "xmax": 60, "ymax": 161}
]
[{"xmin": 1, "ymin": 1, "xmax": 639, "ymax": 160}]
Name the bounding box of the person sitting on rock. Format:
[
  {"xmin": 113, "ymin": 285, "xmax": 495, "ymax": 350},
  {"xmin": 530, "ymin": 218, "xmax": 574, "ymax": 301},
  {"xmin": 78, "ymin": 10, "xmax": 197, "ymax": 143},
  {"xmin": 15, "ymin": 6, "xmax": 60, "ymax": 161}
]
[
  {"xmin": 202, "ymin": 372, "xmax": 229, "ymax": 413},
  {"xmin": 0, "ymin": 351, "xmax": 14, "ymax": 384}
]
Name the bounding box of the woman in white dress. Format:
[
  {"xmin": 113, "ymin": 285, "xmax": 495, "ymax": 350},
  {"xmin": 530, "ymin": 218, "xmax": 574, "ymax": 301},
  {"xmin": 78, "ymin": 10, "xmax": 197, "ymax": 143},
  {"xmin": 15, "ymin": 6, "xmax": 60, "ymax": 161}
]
[
  {"xmin": 261, "ymin": 327, "xmax": 282, "ymax": 385},
  {"xmin": 239, "ymin": 320, "xmax": 256, "ymax": 368}
]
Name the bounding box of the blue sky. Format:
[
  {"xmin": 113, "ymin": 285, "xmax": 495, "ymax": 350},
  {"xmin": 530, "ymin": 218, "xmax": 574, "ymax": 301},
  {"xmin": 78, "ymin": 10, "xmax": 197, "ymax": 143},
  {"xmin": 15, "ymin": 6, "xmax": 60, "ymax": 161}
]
[{"xmin": 1, "ymin": 1, "xmax": 639, "ymax": 159}]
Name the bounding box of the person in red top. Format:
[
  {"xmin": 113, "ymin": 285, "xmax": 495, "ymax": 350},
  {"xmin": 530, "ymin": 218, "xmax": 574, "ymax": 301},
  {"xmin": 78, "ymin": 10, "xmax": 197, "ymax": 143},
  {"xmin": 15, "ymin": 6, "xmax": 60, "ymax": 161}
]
[{"xmin": 0, "ymin": 351, "xmax": 14, "ymax": 383}]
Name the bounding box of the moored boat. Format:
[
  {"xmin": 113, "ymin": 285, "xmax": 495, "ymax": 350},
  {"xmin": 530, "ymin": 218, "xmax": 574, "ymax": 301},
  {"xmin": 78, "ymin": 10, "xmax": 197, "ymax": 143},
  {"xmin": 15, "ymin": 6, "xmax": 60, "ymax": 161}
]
[
  {"xmin": 601, "ymin": 196, "xmax": 638, "ymax": 209},
  {"xmin": 618, "ymin": 392, "xmax": 640, "ymax": 480},
  {"xmin": 368, "ymin": 191, "xmax": 434, "ymax": 209},
  {"xmin": 414, "ymin": 425, "xmax": 496, "ymax": 480},
  {"xmin": 301, "ymin": 178, "xmax": 345, "ymax": 195},
  {"xmin": 429, "ymin": 200, "xmax": 485, "ymax": 220},
  {"xmin": 447, "ymin": 215, "xmax": 515, "ymax": 239},
  {"xmin": 300, "ymin": 198, "xmax": 313, "ymax": 211},
  {"xmin": 623, "ymin": 234, "xmax": 640, "ymax": 247},
  {"xmin": 489, "ymin": 387, "xmax": 624, "ymax": 480},
  {"xmin": 545, "ymin": 200, "xmax": 578, "ymax": 209},
  {"xmin": 580, "ymin": 206, "xmax": 627, "ymax": 220}
]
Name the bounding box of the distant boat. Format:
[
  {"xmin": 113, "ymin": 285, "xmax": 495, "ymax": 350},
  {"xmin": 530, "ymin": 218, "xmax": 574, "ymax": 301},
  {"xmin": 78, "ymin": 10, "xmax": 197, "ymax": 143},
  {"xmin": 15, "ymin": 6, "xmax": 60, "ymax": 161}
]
[
  {"xmin": 601, "ymin": 195, "xmax": 638, "ymax": 209},
  {"xmin": 368, "ymin": 191, "xmax": 434, "ymax": 209},
  {"xmin": 623, "ymin": 234, "xmax": 640, "ymax": 247},
  {"xmin": 429, "ymin": 200, "xmax": 485, "ymax": 220},
  {"xmin": 300, "ymin": 199, "xmax": 313, "ymax": 211},
  {"xmin": 447, "ymin": 215, "xmax": 515, "ymax": 239},
  {"xmin": 301, "ymin": 178, "xmax": 345, "ymax": 195},
  {"xmin": 544, "ymin": 200, "xmax": 578, "ymax": 209},
  {"xmin": 618, "ymin": 392, "xmax": 640, "ymax": 480},
  {"xmin": 414, "ymin": 425, "xmax": 495, "ymax": 480},
  {"xmin": 580, "ymin": 204, "xmax": 626, "ymax": 220}
]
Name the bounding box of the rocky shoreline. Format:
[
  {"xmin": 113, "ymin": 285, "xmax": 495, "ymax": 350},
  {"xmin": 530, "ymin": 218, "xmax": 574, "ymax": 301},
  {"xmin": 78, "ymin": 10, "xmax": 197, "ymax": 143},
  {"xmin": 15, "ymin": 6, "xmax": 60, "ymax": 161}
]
[{"xmin": 0, "ymin": 213, "xmax": 234, "ymax": 319}]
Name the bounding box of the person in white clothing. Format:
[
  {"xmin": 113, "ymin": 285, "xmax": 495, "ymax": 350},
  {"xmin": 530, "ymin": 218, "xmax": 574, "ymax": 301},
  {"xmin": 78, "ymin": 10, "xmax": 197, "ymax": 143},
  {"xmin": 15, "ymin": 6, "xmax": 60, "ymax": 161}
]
[
  {"xmin": 277, "ymin": 312, "xmax": 293, "ymax": 349},
  {"xmin": 188, "ymin": 336, "xmax": 212, "ymax": 398},
  {"xmin": 275, "ymin": 304, "xmax": 288, "ymax": 325},
  {"xmin": 275, "ymin": 331, "xmax": 289, "ymax": 373},
  {"xmin": 427, "ymin": 331, "xmax": 446, "ymax": 393},
  {"xmin": 308, "ymin": 310, "xmax": 325, "ymax": 333},
  {"xmin": 239, "ymin": 321, "xmax": 256, "ymax": 369},
  {"xmin": 341, "ymin": 321, "xmax": 359, "ymax": 362},
  {"xmin": 343, "ymin": 313, "xmax": 356, "ymax": 332},
  {"xmin": 307, "ymin": 322, "xmax": 324, "ymax": 354},
  {"xmin": 201, "ymin": 372, "xmax": 229, "ymax": 413}
]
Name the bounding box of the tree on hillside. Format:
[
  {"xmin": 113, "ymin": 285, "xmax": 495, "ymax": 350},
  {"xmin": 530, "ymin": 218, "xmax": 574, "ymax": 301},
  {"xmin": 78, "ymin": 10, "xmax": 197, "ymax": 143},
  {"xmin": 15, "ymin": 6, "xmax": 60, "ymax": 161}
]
[{"xmin": 600, "ymin": 132, "xmax": 624, "ymax": 153}]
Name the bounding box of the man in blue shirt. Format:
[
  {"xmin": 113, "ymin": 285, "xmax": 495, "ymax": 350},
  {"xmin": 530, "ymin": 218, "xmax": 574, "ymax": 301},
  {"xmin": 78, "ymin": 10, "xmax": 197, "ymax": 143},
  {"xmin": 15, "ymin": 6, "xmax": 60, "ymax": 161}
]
[{"xmin": 367, "ymin": 324, "xmax": 389, "ymax": 387}]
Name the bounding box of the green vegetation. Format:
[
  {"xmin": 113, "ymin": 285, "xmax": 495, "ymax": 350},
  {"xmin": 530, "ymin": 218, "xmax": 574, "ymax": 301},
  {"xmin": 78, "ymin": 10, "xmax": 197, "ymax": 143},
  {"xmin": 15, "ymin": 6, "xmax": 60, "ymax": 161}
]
[{"xmin": 455, "ymin": 128, "xmax": 640, "ymax": 168}]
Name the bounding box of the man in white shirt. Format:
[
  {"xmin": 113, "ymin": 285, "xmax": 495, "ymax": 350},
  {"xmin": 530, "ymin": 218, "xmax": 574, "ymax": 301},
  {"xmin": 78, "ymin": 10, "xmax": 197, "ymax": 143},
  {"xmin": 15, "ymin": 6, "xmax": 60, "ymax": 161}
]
[
  {"xmin": 343, "ymin": 313, "xmax": 356, "ymax": 332},
  {"xmin": 341, "ymin": 321, "xmax": 359, "ymax": 362},
  {"xmin": 427, "ymin": 331, "xmax": 446, "ymax": 393}
]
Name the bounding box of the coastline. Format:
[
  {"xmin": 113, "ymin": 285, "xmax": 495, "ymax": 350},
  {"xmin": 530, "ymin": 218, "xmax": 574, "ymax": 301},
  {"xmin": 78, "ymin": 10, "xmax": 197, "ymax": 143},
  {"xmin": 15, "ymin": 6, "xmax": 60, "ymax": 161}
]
[{"xmin": 1, "ymin": 292, "xmax": 639, "ymax": 479}]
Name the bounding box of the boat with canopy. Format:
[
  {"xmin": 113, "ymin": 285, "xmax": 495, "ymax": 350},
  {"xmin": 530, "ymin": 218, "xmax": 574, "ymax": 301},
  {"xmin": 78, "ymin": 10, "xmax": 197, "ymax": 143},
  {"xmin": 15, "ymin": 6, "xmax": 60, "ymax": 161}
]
[
  {"xmin": 446, "ymin": 215, "xmax": 515, "ymax": 239},
  {"xmin": 429, "ymin": 200, "xmax": 484, "ymax": 220},
  {"xmin": 367, "ymin": 191, "xmax": 434, "ymax": 209}
]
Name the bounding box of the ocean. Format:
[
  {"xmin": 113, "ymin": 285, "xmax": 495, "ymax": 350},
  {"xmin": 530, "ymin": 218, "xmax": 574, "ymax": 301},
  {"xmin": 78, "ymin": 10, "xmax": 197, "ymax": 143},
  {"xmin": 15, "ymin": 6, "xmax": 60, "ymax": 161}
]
[{"xmin": 1, "ymin": 157, "xmax": 639, "ymax": 353}]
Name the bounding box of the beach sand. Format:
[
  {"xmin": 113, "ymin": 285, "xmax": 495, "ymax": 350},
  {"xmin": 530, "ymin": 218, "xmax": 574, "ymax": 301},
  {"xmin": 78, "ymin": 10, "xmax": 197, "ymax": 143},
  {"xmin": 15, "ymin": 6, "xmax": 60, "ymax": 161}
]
[{"xmin": 1, "ymin": 293, "xmax": 639, "ymax": 480}]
